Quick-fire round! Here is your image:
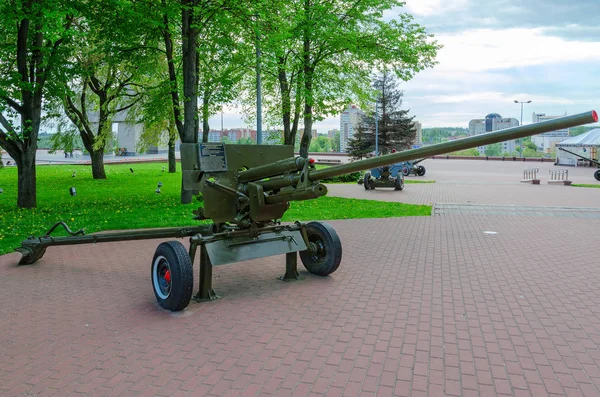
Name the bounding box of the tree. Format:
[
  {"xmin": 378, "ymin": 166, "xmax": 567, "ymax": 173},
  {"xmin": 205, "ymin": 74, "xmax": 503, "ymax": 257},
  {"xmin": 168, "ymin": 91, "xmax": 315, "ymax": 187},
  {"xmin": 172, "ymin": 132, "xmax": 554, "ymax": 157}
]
[
  {"xmin": 239, "ymin": 0, "xmax": 439, "ymax": 151},
  {"xmin": 0, "ymin": 0, "xmax": 77, "ymax": 208},
  {"xmin": 308, "ymin": 135, "xmax": 331, "ymax": 152},
  {"xmin": 61, "ymin": 59, "xmax": 143, "ymax": 179},
  {"xmin": 346, "ymin": 126, "xmax": 372, "ymax": 160},
  {"xmin": 347, "ymin": 71, "xmax": 417, "ymax": 158},
  {"xmin": 484, "ymin": 143, "xmax": 502, "ymax": 157},
  {"xmin": 128, "ymin": 71, "xmax": 180, "ymax": 173},
  {"xmin": 198, "ymin": 12, "xmax": 250, "ymax": 143},
  {"xmin": 154, "ymin": 0, "xmax": 231, "ymax": 203},
  {"xmin": 331, "ymin": 131, "xmax": 340, "ymax": 153},
  {"xmin": 237, "ymin": 137, "xmax": 255, "ymax": 145},
  {"xmin": 450, "ymin": 148, "xmax": 479, "ymax": 156},
  {"xmin": 295, "ymin": 0, "xmax": 439, "ymax": 153}
]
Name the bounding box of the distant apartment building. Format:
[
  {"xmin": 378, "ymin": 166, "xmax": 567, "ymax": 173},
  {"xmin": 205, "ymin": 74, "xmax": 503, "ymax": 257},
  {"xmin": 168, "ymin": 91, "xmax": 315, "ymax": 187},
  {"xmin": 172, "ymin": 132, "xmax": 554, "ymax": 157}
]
[
  {"xmin": 413, "ymin": 121, "xmax": 422, "ymax": 147},
  {"xmin": 328, "ymin": 129, "xmax": 339, "ymax": 140},
  {"xmin": 531, "ymin": 112, "xmax": 569, "ymax": 153},
  {"xmin": 340, "ymin": 105, "xmax": 364, "ymax": 153},
  {"xmin": 208, "ymin": 130, "xmax": 221, "ymax": 142},
  {"xmin": 205, "ymin": 128, "xmax": 258, "ymax": 143},
  {"xmin": 468, "ymin": 113, "xmax": 519, "ymax": 153}
]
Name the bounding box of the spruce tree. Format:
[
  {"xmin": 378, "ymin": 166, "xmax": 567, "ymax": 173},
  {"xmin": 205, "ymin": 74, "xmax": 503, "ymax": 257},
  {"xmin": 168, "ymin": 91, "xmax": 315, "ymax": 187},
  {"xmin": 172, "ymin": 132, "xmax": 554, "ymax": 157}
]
[
  {"xmin": 347, "ymin": 71, "xmax": 417, "ymax": 158},
  {"xmin": 347, "ymin": 123, "xmax": 373, "ymax": 160}
]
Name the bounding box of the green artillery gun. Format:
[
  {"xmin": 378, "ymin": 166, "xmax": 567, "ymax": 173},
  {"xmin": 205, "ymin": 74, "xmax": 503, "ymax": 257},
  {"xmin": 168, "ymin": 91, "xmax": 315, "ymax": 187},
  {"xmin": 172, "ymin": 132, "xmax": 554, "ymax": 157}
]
[{"xmin": 15, "ymin": 110, "xmax": 598, "ymax": 311}]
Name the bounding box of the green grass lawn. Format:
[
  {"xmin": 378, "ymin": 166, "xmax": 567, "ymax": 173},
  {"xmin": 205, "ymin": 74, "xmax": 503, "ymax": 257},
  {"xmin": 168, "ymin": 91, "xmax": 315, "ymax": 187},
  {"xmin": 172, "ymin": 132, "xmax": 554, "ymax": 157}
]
[
  {"xmin": 572, "ymin": 184, "xmax": 600, "ymax": 188},
  {"xmin": 0, "ymin": 162, "xmax": 431, "ymax": 255}
]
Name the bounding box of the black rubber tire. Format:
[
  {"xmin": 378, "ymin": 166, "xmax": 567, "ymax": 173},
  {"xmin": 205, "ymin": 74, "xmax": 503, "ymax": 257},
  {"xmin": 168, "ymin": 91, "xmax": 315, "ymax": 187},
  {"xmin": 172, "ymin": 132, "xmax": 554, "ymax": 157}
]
[
  {"xmin": 394, "ymin": 175, "xmax": 404, "ymax": 191},
  {"xmin": 401, "ymin": 166, "xmax": 410, "ymax": 176},
  {"xmin": 595, "ymin": 170, "xmax": 600, "ymax": 181},
  {"xmin": 363, "ymin": 172, "xmax": 371, "ymax": 190},
  {"xmin": 151, "ymin": 241, "xmax": 193, "ymax": 311},
  {"xmin": 300, "ymin": 222, "xmax": 342, "ymax": 276},
  {"xmin": 417, "ymin": 166, "xmax": 426, "ymax": 176}
]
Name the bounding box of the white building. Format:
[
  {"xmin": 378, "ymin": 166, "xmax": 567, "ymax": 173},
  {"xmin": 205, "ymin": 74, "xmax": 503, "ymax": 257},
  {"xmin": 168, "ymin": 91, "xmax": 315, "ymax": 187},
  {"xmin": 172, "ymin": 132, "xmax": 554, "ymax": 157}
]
[
  {"xmin": 89, "ymin": 109, "xmax": 168, "ymax": 155},
  {"xmin": 227, "ymin": 130, "xmax": 238, "ymax": 142},
  {"xmin": 468, "ymin": 113, "xmax": 519, "ymax": 154},
  {"xmin": 531, "ymin": 112, "xmax": 570, "ymax": 153},
  {"xmin": 208, "ymin": 131, "xmax": 221, "ymax": 142},
  {"xmin": 413, "ymin": 121, "xmax": 422, "ymax": 147},
  {"xmin": 555, "ymin": 129, "xmax": 600, "ymax": 166},
  {"xmin": 339, "ymin": 105, "xmax": 364, "ymax": 153}
]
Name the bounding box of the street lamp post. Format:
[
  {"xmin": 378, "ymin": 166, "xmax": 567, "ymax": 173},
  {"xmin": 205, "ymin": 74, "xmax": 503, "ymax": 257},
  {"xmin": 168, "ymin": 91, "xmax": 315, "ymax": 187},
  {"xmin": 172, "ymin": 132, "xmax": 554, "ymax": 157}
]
[
  {"xmin": 375, "ymin": 102, "xmax": 379, "ymax": 157},
  {"xmin": 514, "ymin": 100, "xmax": 532, "ymax": 157},
  {"xmin": 255, "ymin": 13, "xmax": 262, "ymax": 144}
]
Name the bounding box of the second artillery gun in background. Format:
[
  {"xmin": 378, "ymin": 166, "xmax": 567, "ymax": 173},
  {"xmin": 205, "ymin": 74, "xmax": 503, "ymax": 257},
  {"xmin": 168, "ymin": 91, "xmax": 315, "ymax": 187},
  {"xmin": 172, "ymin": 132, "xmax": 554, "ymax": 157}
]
[
  {"xmin": 558, "ymin": 147, "xmax": 600, "ymax": 181},
  {"xmin": 16, "ymin": 111, "xmax": 599, "ymax": 312}
]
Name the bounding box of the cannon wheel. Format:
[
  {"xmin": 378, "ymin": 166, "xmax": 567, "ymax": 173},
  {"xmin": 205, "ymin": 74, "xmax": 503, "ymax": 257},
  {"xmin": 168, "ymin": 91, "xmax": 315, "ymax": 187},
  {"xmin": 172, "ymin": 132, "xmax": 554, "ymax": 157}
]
[
  {"xmin": 417, "ymin": 166, "xmax": 426, "ymax": 176},
  {"xmin": 151, "ymin": 241, "xmax": 193, "ymax": 311},
  {"xmin": 300, "ymin": 222, "xmax": 342, "ymax": 276},
  {"xmin": 394, "ymin": 175, "xmax": 404, "ymax": 191},
  {"xmin": 401, "ymin": 165, "xmax": 410, "ymax": 176},
  {"xmin": 595, "ymin": 170, "xmax": 600, "ymax": 181},
  {"xmin": 363, "ymin": 172, "xmax": 371, "ymax": 190}
]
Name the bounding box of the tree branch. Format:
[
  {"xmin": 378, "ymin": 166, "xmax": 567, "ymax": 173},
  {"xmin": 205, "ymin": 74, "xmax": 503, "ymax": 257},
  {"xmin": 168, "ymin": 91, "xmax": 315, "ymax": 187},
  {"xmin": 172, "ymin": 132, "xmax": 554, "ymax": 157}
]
[
  {"xmin": 0, "ymin": 96, "xmax": 24, "ymax": 113},
  {"xmin": 0, "ymin": 114, "xmax": 24, "ymax": 153},
  {"xmin": 114, "ymin": 98, "xmax": 141, "ymax": 113}
]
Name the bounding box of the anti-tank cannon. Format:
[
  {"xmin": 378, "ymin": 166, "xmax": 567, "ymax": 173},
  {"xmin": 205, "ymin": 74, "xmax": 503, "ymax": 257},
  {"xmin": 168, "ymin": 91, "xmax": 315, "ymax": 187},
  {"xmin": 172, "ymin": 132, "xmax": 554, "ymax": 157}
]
[
  {"xmin": 15, "ymin": 110, "xmax": 599, "ymax": 311},
  {"xmin": 400, "ymin": 158, "xmax": 427, "ymax": 176},
  {"xmin": 359, "ymin": 157, "xmax": 426, "ymax": 191}
]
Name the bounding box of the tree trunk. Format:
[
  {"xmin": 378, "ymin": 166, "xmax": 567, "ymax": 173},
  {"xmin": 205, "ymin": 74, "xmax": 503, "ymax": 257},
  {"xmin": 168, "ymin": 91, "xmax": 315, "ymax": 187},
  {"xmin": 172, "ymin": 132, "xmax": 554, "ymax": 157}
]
[
  {"xmin": 180, "ymin": 176, "xmax": 193, "ymax": 203},
  {"xmin": 180, "ymin": 0, "xmax": 198, "ymax": 204},
  {"xmin": 90, "ymin": 149, "xmax": 106, "ymax": 179},
  {"xmin": 301, "ymin": 15, "xmax": 312, "ymax": 157},
  {"xmin": 16, "ymin": 149, "xmax": 36, "ymax": 208},
  {"xmin": 202, "ymin": 94, "xmax": 210, "ymax": 143},
  {"xmin": 168, "ymin": 137, "xmax": 176, "ymax": 173},
  {"xmin": 278, "ymin": 61, "xmax": 293, "ymax": 145}
]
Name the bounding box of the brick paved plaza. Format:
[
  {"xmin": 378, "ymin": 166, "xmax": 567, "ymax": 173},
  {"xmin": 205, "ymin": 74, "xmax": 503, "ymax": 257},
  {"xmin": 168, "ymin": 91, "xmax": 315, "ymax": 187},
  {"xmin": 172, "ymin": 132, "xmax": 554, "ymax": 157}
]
[{"xmin": 1, "ymin": 159, "xmax": 600, "ymax": 396}]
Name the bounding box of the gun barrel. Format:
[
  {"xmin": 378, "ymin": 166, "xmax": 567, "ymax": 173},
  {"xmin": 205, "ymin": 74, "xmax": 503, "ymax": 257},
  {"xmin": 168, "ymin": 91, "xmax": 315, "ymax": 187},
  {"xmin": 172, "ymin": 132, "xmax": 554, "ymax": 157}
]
[
  {"xmin": 238, "ymin": 156, "xmax": 305, "ymax": 183},
  {"xmin": 309, "ymin": 110, "xmax": 598, "ymax": 181}
]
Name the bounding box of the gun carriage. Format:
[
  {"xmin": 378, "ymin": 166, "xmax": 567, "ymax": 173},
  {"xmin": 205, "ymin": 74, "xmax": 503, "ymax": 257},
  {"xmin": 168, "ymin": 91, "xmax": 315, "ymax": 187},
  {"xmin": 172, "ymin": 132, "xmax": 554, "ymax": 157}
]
[
  {"xmin": 15, "ymin": 111, "xmax": 598, "ymax": 311},
  {"xmin": 558, "ymin": 147, "xmax": 600, "ymax": 181},
  {"xmin": 400, "ymin": 159, "xmax": 427, "ymax": 176}
]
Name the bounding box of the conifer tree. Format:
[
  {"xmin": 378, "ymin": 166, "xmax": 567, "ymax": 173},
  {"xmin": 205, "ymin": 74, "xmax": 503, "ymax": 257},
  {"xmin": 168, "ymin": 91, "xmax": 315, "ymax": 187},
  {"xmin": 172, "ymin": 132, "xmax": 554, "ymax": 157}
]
[{"xmin": 347, "ymin": 71, "xmax": 417, "ymax": 158}]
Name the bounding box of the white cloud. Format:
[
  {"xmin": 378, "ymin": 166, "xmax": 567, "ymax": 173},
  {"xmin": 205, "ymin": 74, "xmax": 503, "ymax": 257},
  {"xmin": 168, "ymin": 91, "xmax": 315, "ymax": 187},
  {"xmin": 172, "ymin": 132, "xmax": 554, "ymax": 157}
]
[
  {"xmin": 434, "ymin": 28, "xmax": 600, "ymax": 72},
  {"xmin": 403, "ymin": 0, "xmax": 470, "ymax": 16},
  {"xmin": 420, "ymin": 92, "xmax": 594, "ymax": 106}
]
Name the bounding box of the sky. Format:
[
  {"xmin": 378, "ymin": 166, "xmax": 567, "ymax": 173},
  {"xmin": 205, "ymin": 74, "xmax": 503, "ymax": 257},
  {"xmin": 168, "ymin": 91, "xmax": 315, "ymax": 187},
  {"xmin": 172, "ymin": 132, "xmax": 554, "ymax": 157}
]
[{"xmin": 210, "ymin": 0, "xmax": 600, "ymax": 132}]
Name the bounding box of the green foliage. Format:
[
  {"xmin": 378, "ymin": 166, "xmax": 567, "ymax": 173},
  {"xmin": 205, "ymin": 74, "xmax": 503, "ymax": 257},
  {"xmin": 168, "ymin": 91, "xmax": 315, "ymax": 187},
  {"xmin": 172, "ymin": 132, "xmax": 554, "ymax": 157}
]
[
  {"xmin": 0, "ymin": 162, "xmax": 431, "ymax": 255},
  {"xmin": 450, "ymin": 148, "xmax": 480, "ymax": 156},
  {"xmin": 309, "ymin": 136, "xmax": 332, "ymax": 153},
  {"xmin": 570, "ymin": 126, "xmax": 597, "ymax": 136},
  {"xmin": 0, "ymin": 0, "xmax": 80, "ymax": 206},
  {"xmin": 484, "ymin": 143, "xmax": 502, "ymax": 157},
  {"xmin": 238, "ymin": 0, "xmax": 440, "ymax": 146},
  {"xmin": 346, "ymin": 128, "xmax": 373, "ymax": 160},
  {"xmin": 265, "ymin": 130, "xmax": 284, "ymax": 145},
  {"xmin": 320, "ymin": 171, "xmax": 362, "ymax": 183},
  {"xmin": 331, "ymin": 131, "xmax": 340, "ymax": 153},
  {"xmin": 572, "ymin": 184, "xmax": 600, "ymax": 188},
  {"xmin": 422, "ymin": 128, "xmax": 469, "ymax": 144},
  {"xmin": 47, "ymin": 124, "xmax": 86, "ymax": 154},
  {"xmin": 237, "ymin": 137, "xmax": 256, "ymax": 145}
]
